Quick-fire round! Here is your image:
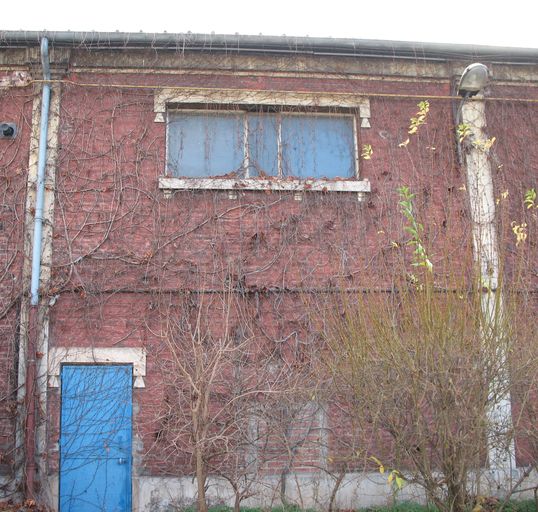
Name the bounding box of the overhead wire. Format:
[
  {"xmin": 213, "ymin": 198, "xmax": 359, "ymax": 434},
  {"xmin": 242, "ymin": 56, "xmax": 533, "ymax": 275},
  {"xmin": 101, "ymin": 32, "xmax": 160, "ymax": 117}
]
[{"xmin": 3, "ymin": 78, "xmax": 538, "ymax": 104}]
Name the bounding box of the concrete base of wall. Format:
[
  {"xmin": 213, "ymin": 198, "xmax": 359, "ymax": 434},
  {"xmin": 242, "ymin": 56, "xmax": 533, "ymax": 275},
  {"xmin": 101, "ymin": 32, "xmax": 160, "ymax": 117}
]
[
  {"xmin": 41, "ymin": 469, "xmax": 538, "ymax": 511},
  {"xmin": 138, "ymin": 469, "xmax": 538, "ymax": 512},
  {"xmin": 139, "ymin": 472, "xmax": 425, "ymax": 511}
]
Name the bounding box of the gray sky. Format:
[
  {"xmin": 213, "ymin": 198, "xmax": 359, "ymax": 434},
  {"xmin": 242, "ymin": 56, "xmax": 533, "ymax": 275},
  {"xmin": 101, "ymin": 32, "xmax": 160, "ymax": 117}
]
[{"xmin": 3, "ymin": 0, "xmax": 537, "ymax": 49}]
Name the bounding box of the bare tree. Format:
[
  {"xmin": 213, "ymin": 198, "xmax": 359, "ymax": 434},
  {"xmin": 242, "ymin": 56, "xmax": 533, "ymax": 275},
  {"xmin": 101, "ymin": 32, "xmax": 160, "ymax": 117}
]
[
  {"xmin": 323, "ymin": 243, "xmax": 538, "ymax": 512},
  {"xmin": 148, "ymin": 287, "xmax": 319, "ymax": 512}
]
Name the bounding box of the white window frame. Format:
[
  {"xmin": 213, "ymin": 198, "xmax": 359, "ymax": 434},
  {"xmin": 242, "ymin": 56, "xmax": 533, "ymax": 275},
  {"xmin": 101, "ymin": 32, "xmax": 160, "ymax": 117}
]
[{"xmin": 155, "ymin": 87, "xmax": 371, "ymax": 199}]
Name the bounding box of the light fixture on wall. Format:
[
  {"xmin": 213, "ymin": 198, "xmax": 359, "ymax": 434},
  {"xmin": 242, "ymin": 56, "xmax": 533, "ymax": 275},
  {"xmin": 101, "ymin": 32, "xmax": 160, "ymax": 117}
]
[
  {"xmin": 454, "ymin": 62, "xmax": 490, "ymax": 165},
  {"xmin": 457, "ymin": 63, "xmax": 489, "ymax": 97}
]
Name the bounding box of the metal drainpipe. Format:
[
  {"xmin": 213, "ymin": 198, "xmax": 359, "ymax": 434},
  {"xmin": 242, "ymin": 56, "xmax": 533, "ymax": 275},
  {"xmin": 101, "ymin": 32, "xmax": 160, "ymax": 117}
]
[
  {"xmin": 25, "ymin": 36, "xmax": 51, "ymax": 500},
  {"xmin": 30, "ymin": 37, "xmax": 51, "ymax": 306}
]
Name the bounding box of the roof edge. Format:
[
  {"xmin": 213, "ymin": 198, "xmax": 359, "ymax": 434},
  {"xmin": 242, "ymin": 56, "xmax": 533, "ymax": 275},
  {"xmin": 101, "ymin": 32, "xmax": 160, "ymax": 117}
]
[{"xmin": 1, "ymin": 31, "xmax": 538, "ymax": 63}]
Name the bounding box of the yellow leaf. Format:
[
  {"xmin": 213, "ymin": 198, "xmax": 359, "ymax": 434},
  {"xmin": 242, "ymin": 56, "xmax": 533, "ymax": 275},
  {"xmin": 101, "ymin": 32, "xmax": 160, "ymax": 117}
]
[
  {"xmin": 361, "ymin": 144, "xmax": 373, "ymax": 160},
  {"xmin": 511, "ymin": 222, "xmax": 528, "ymax": 246},
  {"xmin": 395, "ymin": 476, "xmax": 404, "ymax": 489},
  {"xmin": 388, "ymin": 472, "xmax": 394, "ymax": 483}
]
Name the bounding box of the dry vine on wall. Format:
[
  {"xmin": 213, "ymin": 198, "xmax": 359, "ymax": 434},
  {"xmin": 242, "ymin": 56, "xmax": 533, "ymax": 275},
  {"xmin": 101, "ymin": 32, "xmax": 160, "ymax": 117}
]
[{"xmin": 0, "ymin": 54, "xmax": 537, "ymax": 511}]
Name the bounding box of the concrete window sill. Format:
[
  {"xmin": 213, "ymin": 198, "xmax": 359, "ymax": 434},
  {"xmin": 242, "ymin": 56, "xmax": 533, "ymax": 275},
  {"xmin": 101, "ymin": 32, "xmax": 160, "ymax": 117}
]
[{"xmin": 158, "ymin": 176, "xmax": 371, "ymax": 201}]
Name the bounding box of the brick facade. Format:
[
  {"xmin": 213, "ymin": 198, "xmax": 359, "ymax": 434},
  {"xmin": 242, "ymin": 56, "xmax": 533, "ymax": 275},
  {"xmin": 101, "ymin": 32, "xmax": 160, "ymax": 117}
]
[{"xmin": 0, "ymin": 34, "xmax": 537, "ymax": 509}]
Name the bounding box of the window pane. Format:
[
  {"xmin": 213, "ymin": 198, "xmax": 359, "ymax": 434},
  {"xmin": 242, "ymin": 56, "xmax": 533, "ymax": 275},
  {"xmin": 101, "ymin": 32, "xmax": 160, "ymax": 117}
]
[
  {"xmin": 281, "ymin": 115, "xmax": 355, "ymax": 178},
  {"xmin": 247, "ymin": 113, "xmax": 278, "ymax": 177},
  {"xmin": 167, "ymin": 112, "xmax": 244, "ymax": 177}
]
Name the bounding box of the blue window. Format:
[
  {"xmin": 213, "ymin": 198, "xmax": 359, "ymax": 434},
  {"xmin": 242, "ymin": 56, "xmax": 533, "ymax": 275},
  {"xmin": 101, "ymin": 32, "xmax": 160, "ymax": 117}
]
[{"xmin": 167, "ymin": 110, "xmax": 357, "ymax": 179}]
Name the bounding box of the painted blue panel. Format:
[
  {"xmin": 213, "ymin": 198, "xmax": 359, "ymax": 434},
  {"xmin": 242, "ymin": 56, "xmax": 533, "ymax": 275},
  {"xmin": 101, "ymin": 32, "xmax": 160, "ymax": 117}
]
[
  {"xmin": 281, "ymin": 115, "xmax": 355, "ymax": 178},
  {"xmin": 60, "ymin": 365, "xmax": 132, "ymax": 512},
  {"xmin": 247, "ymin": 113, "xmax": 278, "ymax": 177},
  {"xmin": 168, "ymin": 112, "xmax": 245, "ymax": 177}
]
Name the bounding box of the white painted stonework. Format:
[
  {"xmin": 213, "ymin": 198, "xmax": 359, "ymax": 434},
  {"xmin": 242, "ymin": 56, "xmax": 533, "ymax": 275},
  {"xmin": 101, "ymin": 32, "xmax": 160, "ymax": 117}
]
[
  {"xmin": 462, "ymin": 96, "xmax": 516, "ymax": 484},
  {"xmin": 135, "ymin": 470, "xmax": 538, "ymax": 511},
  {"xmin": 48, "ymin": 347, "xmax": 147, "ymax": 388},
  {"xmin": 159, "ymin": 176, "xmax": 371, "ymax": 195},
  {"xmin": 153, "ymin": 87, "xmax": 371, "ymax": 124}
]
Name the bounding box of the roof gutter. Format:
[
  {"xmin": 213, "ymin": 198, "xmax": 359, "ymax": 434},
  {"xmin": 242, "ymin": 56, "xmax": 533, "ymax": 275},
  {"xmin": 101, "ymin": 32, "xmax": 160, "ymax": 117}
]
[{"xmin": 1, "ymin": 31, "xmax": 538, "ymax": 64}]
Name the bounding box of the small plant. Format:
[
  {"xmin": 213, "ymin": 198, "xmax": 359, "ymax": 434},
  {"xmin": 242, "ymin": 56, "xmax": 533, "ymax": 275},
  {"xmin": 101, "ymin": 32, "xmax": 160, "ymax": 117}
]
[
  {"xmin": 408, "ymin": 101, "xmax": 430, "ymax": 135},
  {"xmin": 397, "ymin": 186, "xmax": 433, "ymax": 272},
  {"xmin": 456, "ymin": 123, "xmax": 472, "ymax": 143},
  {"xmin": 496, "ymin": 190, "xmax": 509, "ymax": 205},
  {"xmin": 511, "ymin": 222, "xmax": 527, "ymax": 246},
  {"xmin": 523, "ymin": 188, "xmax": 537, "ymax": 209},
  {"xmin": 369, "ymin": 456, "xmax": 405, "ymax": 491},
  {"xmin": 361, "ymin": 144, "xmax": 374, "ymax": 160},
  {"xmin": 399, "ymin": 100, "xmax": 430, "ymax": 147},
  {"xmin": 472, "ymin": 136, "xmax": 496, "ymax": 152}
]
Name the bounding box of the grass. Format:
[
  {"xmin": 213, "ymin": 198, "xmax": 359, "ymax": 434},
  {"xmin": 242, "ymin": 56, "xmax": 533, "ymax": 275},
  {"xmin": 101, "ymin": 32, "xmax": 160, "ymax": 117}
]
[
  {"xmin": 181, "ymin": 505, "xmax": 313, "ymax": 512},
  {"xmin": 361, "ymin": 504, "xmax": 434, "ymax": 512},
  {"xmin": 177, "ymin": 500, "xmax": 537, "ymax": 512},
  {"xmin": 361, "ymin": 500, "xmax": 537, "ymax": 512}
]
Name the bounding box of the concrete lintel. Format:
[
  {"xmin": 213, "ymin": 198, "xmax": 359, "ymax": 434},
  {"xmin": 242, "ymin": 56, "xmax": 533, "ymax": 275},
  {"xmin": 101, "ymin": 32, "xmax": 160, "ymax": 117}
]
[
  {"xmin": 154, "ymin": 87, "xmax": 370, "ymax": 114},
  {"xmin": 48, "ymin": 347, "xmax": 147, "ymax": 388}
]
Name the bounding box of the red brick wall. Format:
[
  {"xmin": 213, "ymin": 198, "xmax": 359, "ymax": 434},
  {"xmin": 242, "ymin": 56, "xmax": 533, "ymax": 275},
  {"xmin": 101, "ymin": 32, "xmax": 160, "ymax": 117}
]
[
  {"xmin": 43, "ymin": 68, "xmax": 478, "ymax": 479},
  {"xmin": 2, "ymin": 61, "xmax": 536, "ymax": 482},
  {"xmin": 0, "ymin": 83, "xmax": 32, "ymax": 478}
]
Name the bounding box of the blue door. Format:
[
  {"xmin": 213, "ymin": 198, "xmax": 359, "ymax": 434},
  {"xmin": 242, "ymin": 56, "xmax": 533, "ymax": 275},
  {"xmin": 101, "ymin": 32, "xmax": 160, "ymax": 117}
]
[{"xmin": 60, "ymin": 365, "xmax": 132, "ymax": 512}]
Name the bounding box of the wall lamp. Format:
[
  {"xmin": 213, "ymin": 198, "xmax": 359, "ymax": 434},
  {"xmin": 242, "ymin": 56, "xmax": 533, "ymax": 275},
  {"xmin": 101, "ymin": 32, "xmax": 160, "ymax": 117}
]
[
  {"xmin": 457, "ymin": 62, "xmax": 489, "ymax": 97},
  {"xmin": 454, "ymin": 63, "xmax": 490, "ymax": 166}
]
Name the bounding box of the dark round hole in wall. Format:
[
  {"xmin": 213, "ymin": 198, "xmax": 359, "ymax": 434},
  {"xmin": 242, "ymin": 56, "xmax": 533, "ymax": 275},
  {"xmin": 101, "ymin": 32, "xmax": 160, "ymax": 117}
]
[{"xmin": 1, "ymin": 125, "xmax": 15, "ymax": 137}]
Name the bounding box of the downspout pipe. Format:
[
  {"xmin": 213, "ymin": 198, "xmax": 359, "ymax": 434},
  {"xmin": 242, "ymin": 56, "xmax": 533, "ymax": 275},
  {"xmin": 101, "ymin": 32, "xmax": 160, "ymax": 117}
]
[
  {"xmin": 25, "ymin": 36, "xmax": 50, "ymax": 500},
  {"xmin": 30, "ymin": 36, "xmax": 51, "ymax": 307}
]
